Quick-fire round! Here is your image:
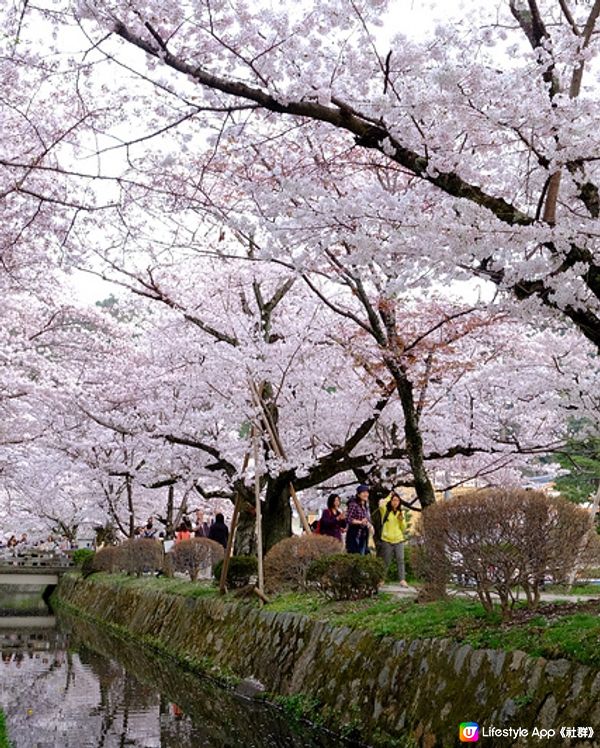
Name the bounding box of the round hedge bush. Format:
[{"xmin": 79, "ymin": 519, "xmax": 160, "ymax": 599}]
[
  {"xmin": 307, "ymin": 554, "xmax": 385, "ymax": 600},
  {"xmin": 264, "ymin": 534, "xmax": 343, "ymax": 592},
  {"xmin": 213, "ymin": 555, "xmax": 258, "ymax": 589},
  {"xmin": 171, "ymin": 537, "xmax": 224, "ymax": 581}
]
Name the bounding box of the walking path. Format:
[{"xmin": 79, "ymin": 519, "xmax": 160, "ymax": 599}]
[{"xmin": 381, "ymin": 583, "xmax": 600, "ymax": 604}]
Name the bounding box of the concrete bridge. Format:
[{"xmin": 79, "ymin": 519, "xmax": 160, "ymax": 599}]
[{"xmin": 0, "ymin": 552, "xmax": 73, "ymax": 587}]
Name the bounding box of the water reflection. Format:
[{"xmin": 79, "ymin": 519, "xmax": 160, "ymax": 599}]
[
  {"xmin": 0, "ymin": 607, "xmax": 358, "ymax": 748},
  {"xmin": 0, "ymin": 585, "xmax": 52, "ymax": 617}
]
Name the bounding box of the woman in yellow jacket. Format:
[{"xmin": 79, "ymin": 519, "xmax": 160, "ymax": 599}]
[{"xmin": 379, "ymin": 491, "xmax": 408, "ymax": 587}]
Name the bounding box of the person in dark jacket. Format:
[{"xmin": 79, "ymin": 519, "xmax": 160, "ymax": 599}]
[
  {"xmin": 345, "ymin": 484, "xmax": 372, "ymax": 554},
  {"xmin": 319, "ymin": 494, "xmax": 346, "ymax": 541},
  {"xmin": 208, "ymin": 513, "xmax": 229, "ymax": 549}
]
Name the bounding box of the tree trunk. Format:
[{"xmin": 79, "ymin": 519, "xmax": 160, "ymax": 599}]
[
  {"xmin": 263, "ymin": 477, "xmax": 293, "ymax": 552},
  {"xmin": 388, "ymin": 361, "xmax": 436, "ymax": 508},
  {"xmin": 234, "ymin": 504, "xmax": 257, "ymax": 555},
  {"xmin": 165, "ymin": 485, "xmax": 175, "ymax": 539},
  {"xmin": 126, "ymin": 475, "xmax": 135, "ymax": 537},
  {"xmin": 361, "ymin": 481, "xmax": 389, "ymax": 543}
]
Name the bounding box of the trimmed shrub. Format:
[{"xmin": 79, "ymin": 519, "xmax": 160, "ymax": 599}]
[
  {"xmin": 418, "ymin": 488, "xmax": 600, "ymax": 618},
  {"xmin": 307, "ymin": 554, "xmax": 385, "ymax": 600},
  {"xmin": 171, "ymin": 538, "xmax": 224, "ymax": 581},
  {"xmin": 119, "ymin": 538, "xmax": 164, "ymax": 576},
  {"xmin": 83, "ymin": 546, "xmax": 121, "ymax": 577},
  {"xmin": 72, "ymin": 548, "xmax": 95, "ymax": 568},
  {"xmin": 213, "ymin": 555, "xmax": 258, "ymax": 589},
  {"xmin": 264, "ymin": 534, "xmax": 343, "ymax": 592}
]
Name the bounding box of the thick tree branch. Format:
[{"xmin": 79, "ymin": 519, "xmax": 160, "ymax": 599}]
[{"xmin": 111, "ymin": 19, "xmax": 533, "ymax": 227}]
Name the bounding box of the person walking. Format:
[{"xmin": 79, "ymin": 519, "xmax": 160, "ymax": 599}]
[
  {"xmin": 175, "ymin": 516, "xmax": 192, "ymax": 543},
  {"xmin": 193, "ymin": 510, "xmax": 210, "ymax": 538},
  {"xmin": 318, "ymin": 494, "xmax": 346, "ymax": 541},
  {"xmin": 378, "ymin": 491, "xmax": 408, "ymax": 587},
  {"xmin": 143, "ymin": 517, "xmax": 156, "ymax": 538},
  {"xmin": 345, "ymin": 484, "xmax": 372, "ymax": 555},
  {"xmin": 208, "ymin": 513, "xmax": 229, "ymax": 549}
]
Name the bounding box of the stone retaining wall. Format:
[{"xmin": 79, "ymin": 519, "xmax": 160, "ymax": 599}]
[{"xmin": 56, "ymin": 575, "xmax": 600, "ymax": 747}]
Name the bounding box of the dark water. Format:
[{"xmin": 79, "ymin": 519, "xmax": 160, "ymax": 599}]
[{"xmin": 0, "ymin": 602, "xmax": 357, "ymax": 748}]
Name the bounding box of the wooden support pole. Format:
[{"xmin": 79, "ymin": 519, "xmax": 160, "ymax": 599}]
[
  {"xmin": 253, "ymin": 586, "xmax": 270, "ymax": 604},
  {"xmin": 219, "ymin": 451, "xmax": 250, "ymax": 596},
  {"xmin": 219, "ymin": 493, "xmax": 241, "ymax": 595},
  {"xmin": 248, "ymin": 380, "xmax": 284, "ymax": 456},
  {"xmin": 221, "ymin": 381, "xmax": 269, "ymax": 595},
  {"xmin": 289, "ymin": 482, "xmax": 312, "ymax": 535},
  {"xmin": 253, "ymin": 423, "xmax": 265, "ymax": 600},
  {"xmin": 248, "ymin": 378, "xmax": 311, "ymax": 535}
]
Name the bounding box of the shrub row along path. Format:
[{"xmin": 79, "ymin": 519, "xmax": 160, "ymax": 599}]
[{"xmin": 382, "ymin": 583, "xmax": 600, "ymax": 604}]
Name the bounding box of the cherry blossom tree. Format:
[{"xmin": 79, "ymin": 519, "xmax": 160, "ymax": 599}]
[
  {"xmin": 3, "ymin": 0, "xmax": 600, "ymax": 545},
  {"xmin": 1, "ymin": 249, "xmax": 595, "ymax": 547},
  {"xmin": 37, "ymin": 0, "xmax": 600, "ymax": 350},
  {"xmin": 38, "ymin": 249, "xmax": 597, "ymax": 548},
  {"xmin": 66, "ymin": 261, "xmax": 396, "ymax": 550}
]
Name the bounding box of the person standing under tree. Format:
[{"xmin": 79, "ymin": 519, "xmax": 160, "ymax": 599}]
[
  {"xmin": 318, "ymin": 493, "xmax": 347, "ymax": 541},
  {"xmin": 175, "ymin": 516, "xmax": 192, "ymax": 543},
  {"xmin": 345, "ymin": 485, "xmax": 372, "ymax": 555},
  {"xmin": 143, "ymin": 517, "xmax": 156, "ymax": 538},
  {"xmin": 378, "ymin": 491, "xmax": 408, "ymax": 587},
  {"xmin": 193, "ymin": 509, "xmax": 210, "ymax": 538},
  {"xmin": 208, "ymin": 513, "xmax": 229, "ymax": 549}
]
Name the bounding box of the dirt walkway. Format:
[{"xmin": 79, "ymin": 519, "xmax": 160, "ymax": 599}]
[{"xmin": 381, "ymin": 583, "xmax": 600, "ymax": 603}]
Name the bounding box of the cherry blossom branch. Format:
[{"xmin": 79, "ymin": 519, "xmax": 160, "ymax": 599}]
[{"xmin": 110, "ymin": 18, "xmax": 532, "ymax": 227}]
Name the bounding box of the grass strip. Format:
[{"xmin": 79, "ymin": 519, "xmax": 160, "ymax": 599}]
[
  {"xmin": 0, "ymin": 709, "xmax": 12, "ymax": 748},
  {"xmin": 264, "ymin": 591, "xmax": 600, "ymax": 667},
  {"xmin": 68, "ymin": 571, "xmax": 219, "ymax": 599}
]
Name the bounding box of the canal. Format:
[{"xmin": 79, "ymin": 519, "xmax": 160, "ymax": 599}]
[{"xmin": 0, "ymin": 593, "xmax": 359, "ymax": 748}]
